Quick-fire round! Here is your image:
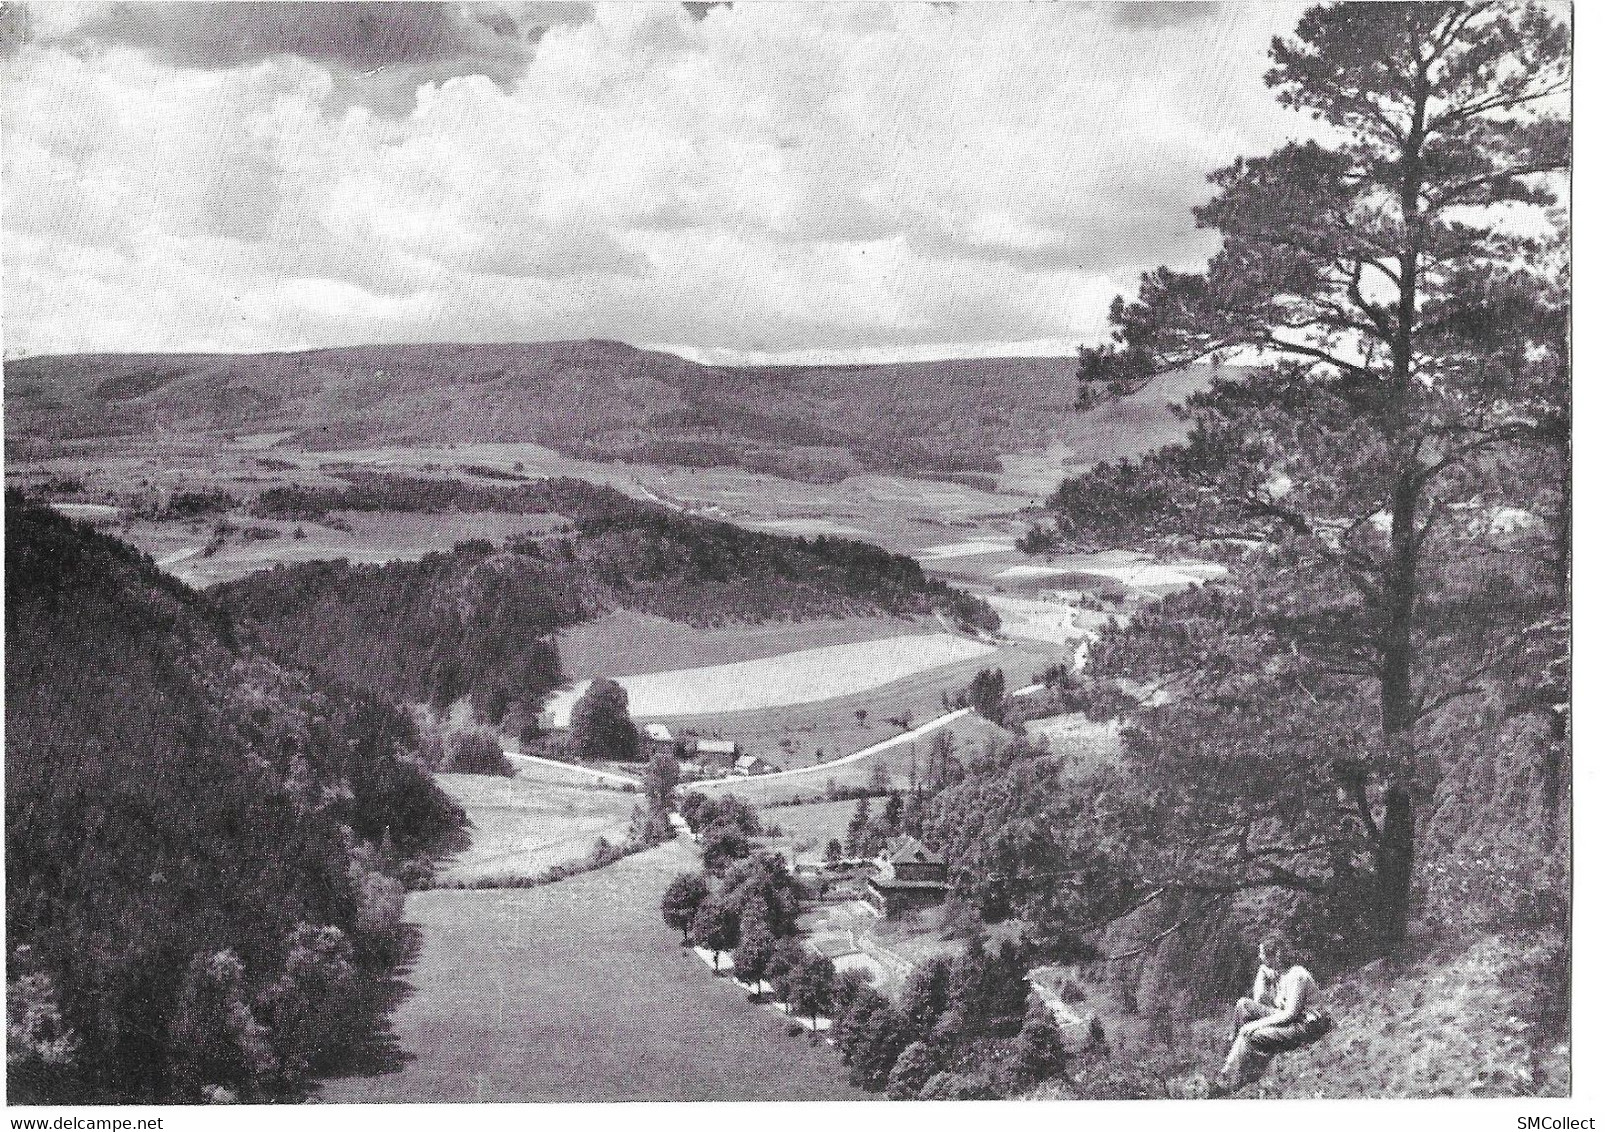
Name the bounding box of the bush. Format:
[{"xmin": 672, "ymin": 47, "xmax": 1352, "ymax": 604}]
[
  {"xmin": 443, "ymin": 729, "xmax": 514, "ymax": 776},
  {"xmin": 6, "ymin": 952, "xmax": 81, "ymax": 1103},
  {"xmin": 257, "ymin": 926, "xmax": 357, "ymax": 1079},
  {"xmin": 1008, "ymin": 999, "xmax": 1067, "ymax": 1089},
  {"xmin": 918, "ymin": 1071, "xmax": 996, "ymax": 1100},
  {"xmin": 886, "ymin": 1041, "xmax": 944, "ymax": 1099},
  {"xmin": 169, "ymin": 951, "xmax": 275, "ymax": 1101}
]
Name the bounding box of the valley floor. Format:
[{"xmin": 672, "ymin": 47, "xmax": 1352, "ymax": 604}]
[{"xmin": 319, "ymin": 831, "xmax": 865, "ymax": 1103}]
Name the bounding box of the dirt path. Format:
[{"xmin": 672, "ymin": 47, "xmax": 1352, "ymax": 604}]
[{"xmin": 502, "ymin": 751, "xmax": 641, "ymax": 787}]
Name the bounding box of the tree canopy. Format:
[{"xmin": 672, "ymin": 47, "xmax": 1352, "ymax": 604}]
[
  {"xmin": 569, "ymin": 679, "xmax": 640, "ymax": 763},
  {"xmin": 1039, "ymin": 0, "xmax": 1569, "ymax": 953}
]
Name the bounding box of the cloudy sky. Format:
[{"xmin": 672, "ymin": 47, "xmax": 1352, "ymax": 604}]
[{"xmin": 2, "ymin": 1, "xmax": 1316, "ymax": 362}]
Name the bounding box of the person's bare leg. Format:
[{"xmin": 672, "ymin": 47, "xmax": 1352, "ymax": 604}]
[
  {"xmin": 1219, "ymin": 1031, "xmax": 1274, "ymax": 1093},
  {"xmin": 1219, "ymin": 1032, "xmax": 1255, "ymax": 1091}
]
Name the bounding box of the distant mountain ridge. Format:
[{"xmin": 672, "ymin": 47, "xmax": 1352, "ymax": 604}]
[{"xmin": 4, "ymin": 339, "xmax": 1175, "ymax": 483}]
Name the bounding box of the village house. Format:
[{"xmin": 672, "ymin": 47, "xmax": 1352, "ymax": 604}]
[
  {"xmin": 866, "ymin": 836, "xmax": 950, "ymax": 917},
  {"xmin": 641, "ymin": 722, "xmax": 678, "ymax": 759},
  {"xmin": 734, "ymin": 753, "xmax": 779, "ymax": 776},
  {"xmin": 688, "ymin": 738, "xmax": 739, "ymax": 774}
]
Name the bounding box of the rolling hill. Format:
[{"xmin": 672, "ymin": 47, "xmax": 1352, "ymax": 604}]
[
  {"xmin": 212, "ymin": 475, "xmax": 1000, "ymax": 733},
  {"xmin": 4, "ymin": 340, "xmax": 1207, "ymax": 484}
]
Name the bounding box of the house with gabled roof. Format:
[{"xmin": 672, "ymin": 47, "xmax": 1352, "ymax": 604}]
[
  {"xmin": 867, "ymin": 836, "xmax": 950, "ymax": 916},
  {"xmin": 641, "ymin": 722, "xmax": 678, "ymax": 758},
  {"xmin": 687, "ymin": 737, "xmax": 738, "ymax": 773},
  {"xmin": 735, "ymin": 753, "xmax": 779, "ymax": 776}
]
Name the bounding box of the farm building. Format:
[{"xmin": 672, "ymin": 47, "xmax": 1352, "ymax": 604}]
[
  {"xmin": 641, "ymin": 723, "xmax": 678, "ymax": 758},
  {"xmin": 688, "ymin": 738, "xmax": 738, "ymax": 773},
  {"xmin": 867, "ymin": 836, "xmax": 950, "ymax": 917},
  {"xmin": 734, "ymin": 753, "xmax": 779, "ymax": 776}
]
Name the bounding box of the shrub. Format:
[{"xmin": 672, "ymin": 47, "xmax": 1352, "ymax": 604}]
[
  {"xmin": 169, "ymin": 951, "xmax": 275, "ymax": 1101},
  {"xmin": 918, "ymin": 1071, "xmax": 996, "ymax": 1100},
  {"xmin": 886, "ymin": 1041, "xmax": 944, "ymax": 1099},
  {"xmin": 443, "ymin": 729, "xmax": 514, "ymax": 776},
  {"xmin": 1007, "ymin": 999, "xmax": 1068, "ymax": 1089},
  {"xmin": 257, "ymin": 926, "xmax": 357, "ymax": 1079}
]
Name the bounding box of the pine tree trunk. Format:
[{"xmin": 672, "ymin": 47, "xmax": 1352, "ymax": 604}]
[
  {"xmin": 1373, "ymin": 784, "xmax": 1414, "ymax": 949},
  {"xmin": 1370, "ymin": 80, "xmax": 1426, "ymax": 953},
  {"xmin": 1373, "ymin": 474, "xmax": 1420, "ymax": 954}
]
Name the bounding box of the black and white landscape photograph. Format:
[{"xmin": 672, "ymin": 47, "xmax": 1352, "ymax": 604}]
[{"xmin": 1, "ymin": 0, "xmax": 1576, "ymax": 1115}]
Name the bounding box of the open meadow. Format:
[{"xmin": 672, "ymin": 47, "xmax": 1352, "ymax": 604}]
[
  {"xmin": 760, "ymin": 798, "xmax": 864, "ymax": 855},
  {"xmin": 695, "ymin": 712, "xmax": 1020, "ymax": 807},
  {"xmin": 431, "ymin": 769, "xmax": 641, "ymax": 885},
  {"xmin": 319, "ymin": 834, "xmax": 865, "ymax": 1103}
]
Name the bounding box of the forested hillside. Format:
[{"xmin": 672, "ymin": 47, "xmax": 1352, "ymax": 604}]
[
  {"xmin": 215, "ymin": 476, "xmax": 998, "ymax": 732},
  {"xmin": 5, "ymin": 339, "xmax": 1105, "ymax": 482},
  {"xmin": 5, "ymin": 493, "xmax": 468, "ymax": 1103}
]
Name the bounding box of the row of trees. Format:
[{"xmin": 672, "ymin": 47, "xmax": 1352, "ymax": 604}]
[{"xmin": 659, "ymin": 772, "xmax": 1097, "ymax": 1098}]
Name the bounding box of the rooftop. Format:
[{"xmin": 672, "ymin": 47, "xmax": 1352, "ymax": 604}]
[{"xmin": 885, "ymin": 836, "xmax": 945, "ymax": 867}]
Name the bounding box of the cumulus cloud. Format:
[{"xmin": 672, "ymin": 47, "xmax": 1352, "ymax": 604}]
[
  {"xmin": 15, "ymin": 1, "xmax": 593, "ymax": 111},
  {"xmin": 2, "ymin": 1, "xmax": 1312, "ymax": 361}
]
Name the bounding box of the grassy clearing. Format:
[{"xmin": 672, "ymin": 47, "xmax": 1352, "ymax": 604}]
[
  {"xmin": 319, "ymin": 836, "xmax": 864, "ymax": 1102},
  {"xmin": 1021, "ymin": 713, "xmax": 1123, "ymax": 769},
  {"xmin": 555, "ymin": 609, "xmax": 941, "ymax": 681},
  {"xmin": 546, "ymin": 633, "xmax": 997, "ymax": 725},
  {"xmin": 764, "ymin": 798, "xmax": 865, "ymax": 854},
  {"xmin": 432, "ymin": 771, "xmax": 639, "ymax": 885}
]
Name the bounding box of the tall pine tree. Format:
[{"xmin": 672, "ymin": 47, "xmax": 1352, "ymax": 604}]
[{"xmin": 1047, "ymin": 1, "xmax": 1568, "ymax": 950}]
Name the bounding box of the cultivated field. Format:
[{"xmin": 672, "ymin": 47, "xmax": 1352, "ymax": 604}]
[
  {"xmin": 545, "ymin": 633, "xmax": 997, "ymax": 726},
  {"xmin": 14, "ymin": 435, "xmax": 1049, "ymax": 589},
  {"xmin": 319, "ymin": 835, "xmax": 864, "ymax": 1102},
  {"xmin": 555, "ymin": 610, "xmax": 942, "ymax": 681},
  {"xmin": 432, "ymin": 769, "xmax": 640, "ymax": 885}
]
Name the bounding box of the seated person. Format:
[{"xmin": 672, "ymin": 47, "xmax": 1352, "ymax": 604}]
[{"xmin": 1215, "ymin": 933, "xmax": 1332, "ymax": 1094}]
